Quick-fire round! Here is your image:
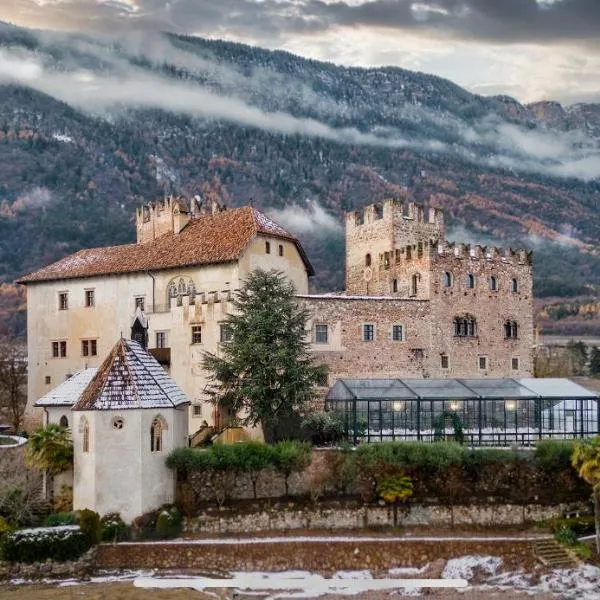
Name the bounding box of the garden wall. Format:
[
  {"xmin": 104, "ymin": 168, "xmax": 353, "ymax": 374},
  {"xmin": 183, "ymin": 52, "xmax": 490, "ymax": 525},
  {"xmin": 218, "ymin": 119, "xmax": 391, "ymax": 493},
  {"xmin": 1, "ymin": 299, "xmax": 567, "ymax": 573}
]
[
  {"xmin": 95, "ymin": 536, "xmax": 540, "ymax": 573},
  {"xmin": 183, "ymin": 501, "xmax": 588, "ymax": 535},
  {"xmin": 175, "ymin": 446, "xmax": 591, "ymax": 513}
]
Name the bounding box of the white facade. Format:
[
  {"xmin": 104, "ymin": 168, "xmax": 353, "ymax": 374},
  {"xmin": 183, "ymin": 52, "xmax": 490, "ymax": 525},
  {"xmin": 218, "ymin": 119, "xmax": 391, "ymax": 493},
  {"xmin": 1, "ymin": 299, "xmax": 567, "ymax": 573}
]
[{"xmin": 72, "ymin": 407, "xmax": 188, "ymax": 521}]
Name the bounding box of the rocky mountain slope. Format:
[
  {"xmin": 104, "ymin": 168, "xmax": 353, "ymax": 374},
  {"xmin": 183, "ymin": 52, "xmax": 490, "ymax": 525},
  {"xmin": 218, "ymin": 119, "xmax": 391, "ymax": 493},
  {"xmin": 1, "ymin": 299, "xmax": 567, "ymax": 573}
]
[{"xmin": 0, "ymin": 23, "xmax": 599, "ymax": 338}]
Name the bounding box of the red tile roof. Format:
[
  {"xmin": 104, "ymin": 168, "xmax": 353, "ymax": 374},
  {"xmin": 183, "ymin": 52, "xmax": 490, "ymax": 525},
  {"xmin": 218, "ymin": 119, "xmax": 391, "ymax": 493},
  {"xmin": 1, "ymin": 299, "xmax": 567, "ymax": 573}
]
[{"xmin": 18, "ymin": 206, "xmax": 313, "ymax": 283}]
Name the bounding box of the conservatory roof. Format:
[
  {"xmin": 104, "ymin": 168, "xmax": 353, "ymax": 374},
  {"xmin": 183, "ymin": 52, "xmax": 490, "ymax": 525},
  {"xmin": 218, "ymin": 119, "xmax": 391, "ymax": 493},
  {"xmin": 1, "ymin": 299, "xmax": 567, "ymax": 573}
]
[{"xmin": 326, "ymin": 378, "xmax": 600, "ymax": 401}]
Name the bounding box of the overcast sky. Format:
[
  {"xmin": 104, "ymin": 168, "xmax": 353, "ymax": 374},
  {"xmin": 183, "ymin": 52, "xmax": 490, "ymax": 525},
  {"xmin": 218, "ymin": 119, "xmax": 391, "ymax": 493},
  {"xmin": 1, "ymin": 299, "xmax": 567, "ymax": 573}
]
[{"xmin": 1, "ymin": 0, "xmax": 599, "ymax": 105}]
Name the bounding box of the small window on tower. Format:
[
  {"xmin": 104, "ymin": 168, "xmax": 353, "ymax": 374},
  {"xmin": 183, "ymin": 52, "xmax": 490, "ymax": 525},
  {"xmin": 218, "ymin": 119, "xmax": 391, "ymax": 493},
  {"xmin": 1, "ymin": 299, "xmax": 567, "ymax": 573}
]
[
  {"xmin": 135, "ymin": 296, "xmax": 145, "ymax": 311},
  {"xmin": 441, "ymin": 355, "xmax": 449, "ymax": 369},
  {"xmin": 392, "ymin": 324, "xmax": 404, "ymax": 342},
  {"xmin": 265, "ymin": 241, "xmax": 271, "ymax": 254},
  {"xmin": 220, "ymin": 324, "xmax": 233, "ymax": 343},
  {"xmin": 58, "ymin": 292, "xmax": 68, "ymax": 311},
  {"xmin": 45, "ymin": 375, "xmax": 51, "ymax": 385},
  {"xmin": 156, "ymin": 331, "xmax": 168, "ymax": 348},
  {"xmin": 479, "ymin": 356, "xmax": 488, "ymax": 370},
  {"xmin": 278, "ymin": 244, "xmax": 284, "ymax": 257},
  {"xmin": 392, "ymin": 279, "xmax": 398, "ymax": 293},
  {"xmin": 363, "ymin": 324, "xmax": 375, "ymax": 342},
  {"xmin": 191, "ymin": 325, "xmax": 202, "ymax": 345},
  {"xmin": 85, "ymin": 289, "xmax": 95, "ymax": 307},
  {"xmin": 193, "ymin": 404, "xmax": 203, "ymax": 418},
  {"xmin": 512, "ymin": 357, "xmax": 520, "ymax": 371},
  {"xmin": 365, "ymin": 253, "xmax": 372, "ymax": 267}
]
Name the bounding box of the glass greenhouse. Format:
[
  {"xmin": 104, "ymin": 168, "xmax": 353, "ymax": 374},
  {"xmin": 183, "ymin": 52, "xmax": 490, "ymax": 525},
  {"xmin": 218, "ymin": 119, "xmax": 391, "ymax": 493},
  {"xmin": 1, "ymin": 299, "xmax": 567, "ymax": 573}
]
[{"xmin": 325, "ymin": 378, "xmax": 599, "ymax": 446}]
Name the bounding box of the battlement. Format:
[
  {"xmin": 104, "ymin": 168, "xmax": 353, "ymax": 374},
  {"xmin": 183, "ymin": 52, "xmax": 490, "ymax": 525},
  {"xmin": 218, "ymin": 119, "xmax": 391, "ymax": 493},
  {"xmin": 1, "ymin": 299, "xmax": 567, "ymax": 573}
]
[
  {"xmin": 136, "ymin": 196, "xmax": 225, "ymax": 244},
  {"xmin": 436, "ymin": 241, "xmax": 533, "ymax": 265},
  {"xmin": 346, "ymin": 199, "xmax": 443, "ymax": 229}
]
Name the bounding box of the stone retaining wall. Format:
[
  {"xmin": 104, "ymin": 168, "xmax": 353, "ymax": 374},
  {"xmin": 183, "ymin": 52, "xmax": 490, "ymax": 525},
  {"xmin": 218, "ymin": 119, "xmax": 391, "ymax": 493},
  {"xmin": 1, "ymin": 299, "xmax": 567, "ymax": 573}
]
[
  {"xmin": 95, "ymin": 537, "xmax": 540, "ymax": 573},
  {"xmin": 184, "ymin": 501, "xmax": 587, "ymax": 535}
]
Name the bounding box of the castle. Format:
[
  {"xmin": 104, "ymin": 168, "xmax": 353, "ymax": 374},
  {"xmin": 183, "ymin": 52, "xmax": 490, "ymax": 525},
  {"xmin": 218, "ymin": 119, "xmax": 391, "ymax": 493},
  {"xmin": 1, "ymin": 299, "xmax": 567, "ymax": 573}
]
[{"xmin": 19, "ymin": 195, "xmax": 533, "ymax": 435}]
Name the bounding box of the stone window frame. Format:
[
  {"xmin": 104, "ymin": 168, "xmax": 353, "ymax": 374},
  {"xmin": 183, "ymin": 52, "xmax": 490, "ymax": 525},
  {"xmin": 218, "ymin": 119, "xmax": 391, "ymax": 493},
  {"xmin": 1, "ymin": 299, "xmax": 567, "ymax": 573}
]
[
  {"xmin": 191, "ymin": 325, "xmax": 202, "ymax": 345},
  {"xmin": 84, "ymin": 289, "xmax": 95, "ymax": 308},
  {"xmin": 265, "ymin": 240, "xmax": 271, "ymax": 254},
  {"xmin": 410, "ymin": 273, "xmax": 420, "ymax": 297},
  {"xmin": 454, "ymin": 316, "xmax": 477, "ymax": 338},
  {"xmin": 511, "ymin": 278, "xmax": 519, "ymax": 293},
  {"xmin": 58, "ymin": 291, "xmax": 69, "ymax": 311},
  {"xmin": 391, "ymin": 323, "xmax": 405, "ymax": 342},
  {"xmin": 80, "ymin": 416, "xmax": 90, "ymax": 453},
  {"xmin": 278, "ymin": 244, "xmax": 284, "ymax": 257},
  {"xmin": 51, "ymin": 340, "xmax": 67, "ymax": 358},
  {"xmin": 511, "ymin": 357, "xmax": 520, "ymax": 371},
  {"xmin": 442, "ymin": 271, "xmax": 453, "ymax": 288},
  {"xmin": 192, "ymin": 404, "xmax": 203, "ymax": 418},
  {"xmin": 478, "ymin": 356, "xmax": 488, "ymax": 371},
  {"xmin": 220, "ymin": 323, "xmax": 234, "ymax": 343},
  {"xmin": 441, "ymin": 354, "xmax": 450, "ymax": 369},
  {"xmin": 151, "ymin": 415, "xmax": 168, "ymax": 452},
  {"xmin": 155, "ymin": 331, "xmax": 169, "ymax": 348},
  {"xmin": 59, "ymin": 415, "xmax": 69, "ymax": 428},
  {"xmin": 362, "ymin": 323, "xmax": 375, "ymax": 342},
  {"xmin": 466, "ymin": 273, "xmax": 475, "ymax": 289},
  {"xmin": 392, "ymin": 278, "xmax": 398, "ymax": 293},
  {"xmin": 365, "ymin": 253, "xmax": 372, "ymax": 267},
  {"xmin": 314, "ymin": 323, "xmax": 329, "ymax": 344},
  {"xmin": 489, "ymin": 276, "xmax": 498, "ymax": 292},
  {"xmin": 504, "ymin": 320, "xmax": 519, "ymax": 339},
  {"xmin": 45, "ymin": 375, "xmax": 51, "ymax": 385},
  {"xmin": 81, "ymin": 339, "xmax": 98, "ymax": 357}
]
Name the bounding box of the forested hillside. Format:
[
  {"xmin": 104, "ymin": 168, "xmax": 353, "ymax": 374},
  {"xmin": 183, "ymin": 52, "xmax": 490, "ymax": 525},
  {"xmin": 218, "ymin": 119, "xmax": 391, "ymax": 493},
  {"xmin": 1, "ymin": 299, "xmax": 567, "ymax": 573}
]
[{"xmin": 0, "ymin": 23, "xmax": 599, "ymax": 338}]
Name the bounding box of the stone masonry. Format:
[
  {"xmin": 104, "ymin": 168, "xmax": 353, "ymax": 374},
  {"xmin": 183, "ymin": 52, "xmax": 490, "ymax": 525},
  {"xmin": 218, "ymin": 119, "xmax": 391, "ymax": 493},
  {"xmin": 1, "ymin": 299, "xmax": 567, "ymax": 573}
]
[{"xmin": 304, "ymin": 199, "xmax": 533, "ymax": 381}]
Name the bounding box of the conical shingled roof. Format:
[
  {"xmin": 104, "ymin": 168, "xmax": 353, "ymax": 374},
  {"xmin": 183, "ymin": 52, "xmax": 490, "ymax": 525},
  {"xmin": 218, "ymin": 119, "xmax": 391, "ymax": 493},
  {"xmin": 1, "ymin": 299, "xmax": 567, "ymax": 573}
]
[{"xmin": 72, "ymin": 338, "xmax": 189, "ymax": 411}]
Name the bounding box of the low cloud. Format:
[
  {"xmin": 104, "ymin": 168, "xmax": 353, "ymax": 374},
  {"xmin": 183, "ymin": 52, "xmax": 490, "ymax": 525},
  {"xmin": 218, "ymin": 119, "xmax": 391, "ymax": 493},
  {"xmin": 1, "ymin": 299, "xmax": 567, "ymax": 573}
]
[{"xmin": 268, "ymin": 200, "xmax": 343, "ymax": 235}]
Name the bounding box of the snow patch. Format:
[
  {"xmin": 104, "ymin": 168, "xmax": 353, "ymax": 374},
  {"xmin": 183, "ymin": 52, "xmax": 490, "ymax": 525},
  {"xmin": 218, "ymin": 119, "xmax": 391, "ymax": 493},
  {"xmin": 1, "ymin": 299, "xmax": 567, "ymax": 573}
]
[
  {"xmin": 52, "ymin": 133, "xmax": 73, "ymax": 143},
  {"xmin": 442, "ymin": 555, "xmax": 502, "ymax": 580}
]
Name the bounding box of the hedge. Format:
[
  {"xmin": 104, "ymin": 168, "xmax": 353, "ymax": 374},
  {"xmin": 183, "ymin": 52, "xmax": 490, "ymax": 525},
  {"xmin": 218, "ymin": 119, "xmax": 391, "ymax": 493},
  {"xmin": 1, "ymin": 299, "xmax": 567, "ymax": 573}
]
[{"xmin": 0, "ymin": 525, "xmax": 89, "ymax": 563}]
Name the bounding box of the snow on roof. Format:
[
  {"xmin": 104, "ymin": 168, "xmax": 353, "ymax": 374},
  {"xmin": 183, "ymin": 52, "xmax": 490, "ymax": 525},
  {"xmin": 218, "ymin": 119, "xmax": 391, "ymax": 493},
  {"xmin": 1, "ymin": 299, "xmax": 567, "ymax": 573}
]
[
  {"xmin": 72, "ymin": 339, "xmax": 189, "ymax": 411},
  {"xmin": 35, "ymin": 368, "xmax": 98, "ymax": 407},
  {"xmin": 18, "ymin": 206, "xmax": 313, "ymax": 284}
]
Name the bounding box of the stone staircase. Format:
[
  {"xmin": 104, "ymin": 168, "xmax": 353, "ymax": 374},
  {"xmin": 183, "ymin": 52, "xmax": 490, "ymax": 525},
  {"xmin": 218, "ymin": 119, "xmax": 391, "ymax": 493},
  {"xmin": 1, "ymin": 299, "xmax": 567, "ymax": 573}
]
[{"xmin": 534, "ymin": 538, "xmax": 578, "ymax": 569}]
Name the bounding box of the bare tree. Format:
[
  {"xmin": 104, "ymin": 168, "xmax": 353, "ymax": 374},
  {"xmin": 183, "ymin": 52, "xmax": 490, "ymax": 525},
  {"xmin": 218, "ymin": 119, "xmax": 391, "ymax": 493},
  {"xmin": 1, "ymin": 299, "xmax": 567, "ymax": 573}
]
[{"xmin": 0, "ymin": 341, "xmax": 27, "ymax": 433}]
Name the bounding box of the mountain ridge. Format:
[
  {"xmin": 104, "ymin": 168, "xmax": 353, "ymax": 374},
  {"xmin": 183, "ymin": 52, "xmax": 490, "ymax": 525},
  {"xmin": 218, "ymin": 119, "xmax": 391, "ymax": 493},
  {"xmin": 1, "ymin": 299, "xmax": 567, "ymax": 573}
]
[{"xmin": 0, "ymin": 25, "xmax": 599, "ymax": 339}]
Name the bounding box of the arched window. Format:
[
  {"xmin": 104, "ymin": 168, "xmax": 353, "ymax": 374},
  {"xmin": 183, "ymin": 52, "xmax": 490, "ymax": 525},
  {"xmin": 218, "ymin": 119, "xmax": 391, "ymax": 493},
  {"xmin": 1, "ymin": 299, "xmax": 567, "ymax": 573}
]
[
  {"xmin": 392, "ymin": 278, "xmax": 398, "ymax": 293},
  {"xmin": 505, "ymin": 320, "xmax": 518, "ymax": 339},
  {"xmin": 489, "ymin": 276, "xmax": 498, "ymax": 291},
  {"xmin": 466, "ymin": 273, "xmax": 475, "ymax": 289},
  {"xmin": 365, "ymin": 253, "xmax": 372, "ymax": 267},
  {"xmin": 79, "ymin": 416, "xmax": 89, "ymax": 453},
  {"xmin": 411, "ymin": 273, "xmax": 419, "ymax": 297},
  {"xmin": 454, "ymin": 316, "xmax": 477, "ymax": 338},
  {"xmin": 511, "ymin": 278, "xmax": 518, "ymax": 293},
  {"xmin": 442, "ymin": 272, "xmax": 453, "ymax": 288},
  {"xmin": 59, "ymin": 415, "xmax": 69, "ymax": 429},
  {"xmin": 151, "ymin": 416, "xmax": 167, "ymax": 452}
]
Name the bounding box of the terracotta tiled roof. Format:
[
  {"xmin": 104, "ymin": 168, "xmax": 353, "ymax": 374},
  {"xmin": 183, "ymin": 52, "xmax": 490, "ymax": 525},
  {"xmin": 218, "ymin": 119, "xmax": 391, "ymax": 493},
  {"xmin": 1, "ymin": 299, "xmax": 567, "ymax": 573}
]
[
  {"xmin": 18, "ymin": 206, "xmax": 313, "ymax": 283},
  {"xmin": 72, "ymin": 338, "xmax": 189, "ymax": 411}
]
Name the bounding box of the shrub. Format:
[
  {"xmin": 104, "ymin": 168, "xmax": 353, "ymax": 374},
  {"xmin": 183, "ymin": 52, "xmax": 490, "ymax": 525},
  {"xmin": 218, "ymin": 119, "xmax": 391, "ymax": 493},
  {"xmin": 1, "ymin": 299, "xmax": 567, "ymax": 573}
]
[
  {"xmin": 0, "ymin": 516, "xmax": 12, "ymax": 542},
  {"xmin": 232, "ymin": 441, "xmax": 274, "ymax": 499},
  {"xmin": 357, "ymin": 442, "xmax": 466, "ymax": 471},
  {"xmin": 45, "ymin": 512, "xmax": 76, "ymax": 527},
  {"xmin": 77, "ymin": 509, "xmax": 101, "ymax": 546},
  {"xmin": 535, "ymin": 440, "xmax": 576, "ymax": 471},
  {"xmin": 100, "ymin": 513, "xmax": 128, "ymax": 542},
  {"xmin": 301, "ymin": 412, "xmax": 345, "ymax": 446},
  {"xmin": 130, "ymin": 510, "xmax": 159, "ymax": 541},
  {"xmin": 377, "ymin": 472, "xmax": 414, "ymax": 504},
  {"xmin": 272, "ymin": 441, "xmax": 312, "ymax": 496},
  {"xmin": 554, "ymin": 524, "xmax": 578, "ymax": 547},
  {"xmin": 155, "ymin": 506, "xmax": 182, "ymax": 539},
  {"xmin": 550, "ymin": 516, "xmax": 595, "ymax": 536},
  {"xmin": 0, "ymin": 526, "xmax": 89, "ymax": 563}
]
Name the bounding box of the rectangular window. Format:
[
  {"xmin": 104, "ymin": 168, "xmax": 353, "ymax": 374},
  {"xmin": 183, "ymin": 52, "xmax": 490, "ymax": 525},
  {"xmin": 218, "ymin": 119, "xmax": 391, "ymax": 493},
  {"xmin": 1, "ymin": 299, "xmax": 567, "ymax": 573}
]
[
  {"xmin": 135, "ymin": 296, "xmax": 145, "ymax": 311},
  {"xmin": 193, "ymin": 404, "xmax": 203, "ymax": 418},
  {"xmin": 191, "ymin": 325, "xmax": 202, "ymax": 345},
  {"xmin": 52, "ymin": 341, "xmax": 67, "ymax": 358},
  {"xmin": 315, "ymin": 324, "xmax": 328, "ymax": 344},
  {"xmin": 479, "ymin": 356, "xmax": 488, "ymax": 370},
  {"xmin": 265, "ymin": 241, "xmax": 271, "ymax": 254},
  {"xmin": 392, "ymin": 325, "xmax": 404, "ymax": 342},
  {"xmin": 278, "ymin": 244, "xmax": 284, "ymax": 257},
  {"xmin": 363, "ymin": 324, "xmax": 375, "ymax": 342},
  {"xmin": 220, "ymin": 324, "xmax": 233, "ymax": 343},
  {"xmin": 52, "ymin": 342, "xmax": 59, "ymax": 358},
  {"xmin": 60, "ymin": 341, "xmax": 66, "ymax": 357},
  {"xmin": 441, "ymin": 355, "xmax": 449, "ymax": 369},
  {"xmin": 45, "ymin": 375, "xmax": 51, "ymax": 385},
  {"xmin": 156, "ymin": 331, "xmax": 168, "ymax": 348},
  {"xmin": 511, "ymin": 357, "xmax": 520, "ymax": 371},
  {"xmin": 81, "ymin": 339, "xmax": 98, "ymax": 357},
  {"xmin": 85, "ymin": 289, "xmax": 95, "ymax": 307},
  {"xmin": 58, "ymin": 292, "xmax": 68, "ymax": 311}
]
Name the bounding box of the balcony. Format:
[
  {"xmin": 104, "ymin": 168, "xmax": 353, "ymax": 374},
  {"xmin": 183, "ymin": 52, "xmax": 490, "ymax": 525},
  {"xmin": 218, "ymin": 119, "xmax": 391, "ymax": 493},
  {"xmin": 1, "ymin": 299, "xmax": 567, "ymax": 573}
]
[{"xmin": 149, "ymin": 347, "xmax": 171, "ymax": 366}]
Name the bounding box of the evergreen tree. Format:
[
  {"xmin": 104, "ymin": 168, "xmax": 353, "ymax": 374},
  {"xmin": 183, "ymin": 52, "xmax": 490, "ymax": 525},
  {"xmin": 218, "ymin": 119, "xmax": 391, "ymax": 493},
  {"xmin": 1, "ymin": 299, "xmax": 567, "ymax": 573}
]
[
  {"xmin": 589, "ymin": 347, "xmax": 600, "ymax": 377},
  {"xmin": 202, "ymin": 269, "xmax": 327, "ymax": 443}
]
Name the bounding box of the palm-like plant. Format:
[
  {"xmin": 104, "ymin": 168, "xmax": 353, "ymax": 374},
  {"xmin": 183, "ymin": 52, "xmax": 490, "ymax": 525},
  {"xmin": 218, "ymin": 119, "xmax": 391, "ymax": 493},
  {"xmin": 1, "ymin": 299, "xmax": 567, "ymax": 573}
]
[
  {"xmin": 571, "ymin": 436, "xmax": 600, "ymax": 554},
  {"xmin": 26, "ymin": 424, "xmax": 73, "ymax": 500}
]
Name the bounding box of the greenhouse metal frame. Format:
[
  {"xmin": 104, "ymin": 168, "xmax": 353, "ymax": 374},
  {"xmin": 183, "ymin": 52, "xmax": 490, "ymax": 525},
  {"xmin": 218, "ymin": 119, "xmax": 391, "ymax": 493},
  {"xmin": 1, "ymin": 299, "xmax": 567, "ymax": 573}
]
[{"xmin": 325, "ymin": 377, "xmax": 600, "ymax": 446}]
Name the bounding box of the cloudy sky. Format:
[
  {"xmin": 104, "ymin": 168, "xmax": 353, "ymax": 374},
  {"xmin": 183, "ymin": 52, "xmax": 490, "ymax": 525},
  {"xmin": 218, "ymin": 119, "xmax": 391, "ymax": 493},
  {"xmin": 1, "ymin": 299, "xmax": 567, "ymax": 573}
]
[{"xmin": 1, "ymin": 0, "xmax": 599, "ymax": 104}]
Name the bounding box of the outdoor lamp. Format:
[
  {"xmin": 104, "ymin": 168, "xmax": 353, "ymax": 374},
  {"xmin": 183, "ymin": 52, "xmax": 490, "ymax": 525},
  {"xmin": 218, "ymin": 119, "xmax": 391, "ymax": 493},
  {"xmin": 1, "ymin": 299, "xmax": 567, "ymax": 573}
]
[
  {"xmin": 393, "ymin": 400, "xmax": 405, "ymax": 412},
  {"xmin": 449, "ymin": 400, "xmax": 461, "ymax": 411},
  {"xmin": 505, "ymin": 400, "xmax": 517, "ymax": 411}
]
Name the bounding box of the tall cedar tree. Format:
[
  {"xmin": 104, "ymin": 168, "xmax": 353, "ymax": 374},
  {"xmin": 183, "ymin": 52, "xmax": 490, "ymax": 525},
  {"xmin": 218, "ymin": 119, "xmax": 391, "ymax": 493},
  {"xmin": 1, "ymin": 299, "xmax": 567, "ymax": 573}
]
[{"xmin": 202, "ymin": 269, "xmax": 327, "ymax": 442}]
